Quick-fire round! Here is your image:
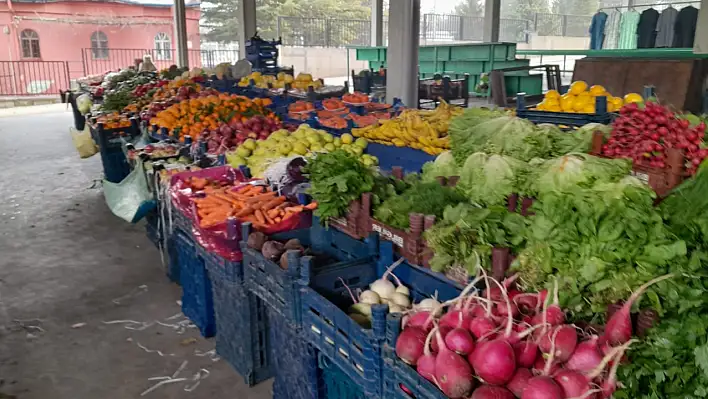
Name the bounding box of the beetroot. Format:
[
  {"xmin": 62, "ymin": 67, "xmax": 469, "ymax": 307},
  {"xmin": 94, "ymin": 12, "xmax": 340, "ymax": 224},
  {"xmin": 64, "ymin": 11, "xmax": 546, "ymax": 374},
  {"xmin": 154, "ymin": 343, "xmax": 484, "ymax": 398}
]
[
  {"xmin": 521, "ymin": 376, "xmax": 563, "ymax": 399},
  {"xmin": 513, "ymin": 341, "xmax": 538, "ymax": 368},
  {"xmin": 603, "ymin": 274, "xmax": 672, "ymax": 346},
  {"xmin": 565, "ymin": 336, "xmax": 603, "ymax": 373},
  {"xmin": 506, "ymin": 368, "xmax": 532, "ymax": 398},
  {"xmin": 434, "ymin": 329, "xmax": 474, "ymax": 398},
  {"xmin": 395, "ymin": 326, "xmax": 427, "ymax": 365},
  {"xmin": 471, "ymin": 385, "xmax": 515, "ymax": 399}
]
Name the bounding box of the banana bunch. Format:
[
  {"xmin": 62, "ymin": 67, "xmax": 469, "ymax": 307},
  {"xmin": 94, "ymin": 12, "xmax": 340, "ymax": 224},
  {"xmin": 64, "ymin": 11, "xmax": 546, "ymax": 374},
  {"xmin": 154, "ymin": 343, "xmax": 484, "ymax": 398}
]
[{"xmin": 352, "ymin": 102, "xmax": 459, "ymax": 155}]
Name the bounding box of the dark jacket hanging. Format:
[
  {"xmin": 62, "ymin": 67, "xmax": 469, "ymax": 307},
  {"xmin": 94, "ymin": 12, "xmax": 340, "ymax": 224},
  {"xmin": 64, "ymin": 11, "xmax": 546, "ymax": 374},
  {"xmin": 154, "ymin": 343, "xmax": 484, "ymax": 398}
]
[
  {"xmin": 673, "ymin": 6, "xmax": 699, "ymax": 48},
  {"xmin": 589, "ymin": 11, "xmax": 608, "ymax": 50},
  {"xmin": 637, "ymin": 8, "xmax": 659, "ymax": 48}
]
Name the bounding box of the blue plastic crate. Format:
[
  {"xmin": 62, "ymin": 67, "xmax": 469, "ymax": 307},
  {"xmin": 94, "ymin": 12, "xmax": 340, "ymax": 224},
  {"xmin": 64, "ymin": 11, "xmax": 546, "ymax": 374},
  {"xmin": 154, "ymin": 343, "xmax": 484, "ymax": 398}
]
[
  {"xmin": 319, "ymin": 353, "xmax": 366, "ymax": 399},
  {"xmin": 298, "ymin": 240, "xmax": 464, "ymax": 397},
  {"xmin": 206, "ymin": 257, "xmax": 273, "ymax": 386},
  {"xmin": 100, "ymin": 148, "xmax": 131, "ymax": 183},
  {"xmin": 382, "ymin": 336, "xmax": 448, "ymax": 399},
  {"xmin": 366, "ymin": 143, "xmax": 435, "ymax": 174},
  {"xmin": 242, "ymin": 220, "xmax": 379, "ymax": 324},
  {"xmin": 145, "ymin": 210, "xmax": 161, "ymax": 248},
  {"xmin": 176, "ymin": 231, "xmax": 216, "ymax": 337},
  {"xmin": 166, "ymin": 231, "xmax": 182, "ymax": 284},
  {"xmin": 270, "ymin": 310, "xmax": 321, "ymax": 399},
  {"xmin": 515, "ymin": 95, "xmax": 614, "ymax": 127}
]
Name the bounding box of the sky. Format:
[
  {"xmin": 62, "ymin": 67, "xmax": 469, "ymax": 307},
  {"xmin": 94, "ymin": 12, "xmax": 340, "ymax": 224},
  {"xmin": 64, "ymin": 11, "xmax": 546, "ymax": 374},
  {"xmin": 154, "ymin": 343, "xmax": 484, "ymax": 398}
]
[{"xmin": 420, "ymin": 0, "xmax": 460, "ymax": 14}]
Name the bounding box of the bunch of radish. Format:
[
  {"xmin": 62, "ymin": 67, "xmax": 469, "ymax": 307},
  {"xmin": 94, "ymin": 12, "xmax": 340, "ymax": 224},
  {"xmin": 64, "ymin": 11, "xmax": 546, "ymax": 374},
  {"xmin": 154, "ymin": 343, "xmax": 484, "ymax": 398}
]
[
  {"xmin": 601, "ymin": 101, "xmax": 707, "ymax": 175},
  {"xmin": 394, "ymin": 272, "xmax": 673, "ymax": 398}
]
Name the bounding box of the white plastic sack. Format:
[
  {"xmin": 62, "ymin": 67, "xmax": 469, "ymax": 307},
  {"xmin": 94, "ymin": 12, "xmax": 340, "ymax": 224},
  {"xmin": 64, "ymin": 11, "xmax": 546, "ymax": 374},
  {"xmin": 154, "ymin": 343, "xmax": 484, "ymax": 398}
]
[
  {"xmin": 70, "ymin": 126, "xmax": 98, "ymax": 159},
  {"xmin": 103, "ymin": 161, "xmax": 156, "ymax": 223}
]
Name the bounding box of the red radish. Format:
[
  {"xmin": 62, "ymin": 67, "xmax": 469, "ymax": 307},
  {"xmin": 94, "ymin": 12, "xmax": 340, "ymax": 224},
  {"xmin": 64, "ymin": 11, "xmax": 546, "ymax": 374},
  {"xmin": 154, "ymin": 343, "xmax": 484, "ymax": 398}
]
[
  {"xmin": 471, "ymin": 277, "xmax": 517, "ymax": 386},
  {"xmin": 521, "ymin": 376, "xmax": 563, "ymax": 399},
  {"xmin": 532, "ymin": 355, "xmax": 559, "ymax": 376},
  {"xmin": 507, "ymin": 368, "xmax": 532, "ymax": 398},
  {"xmin": 565, "ymin": 336, "xmax": 603, "ymax": 373},
  {"xmin": 532, "ymin": 281, "xmax": 565, "ymax": 327},
  {"xmin": 431, "ymin": 325, "xmax": 453, "ymax": 353},
  {"xmin": 434, "ymin": 328, "xmax": 474, "ymax": 398},
  {"xmin": 513, "ymin": 340, "xmax": 538, "ymax": 368},
  {"xmin": 417, "ymin": 327, "xmax": 438, "ymax": 383},
  {"xmin": 445, "ymin": 326, "xmax": 476, "ymax": 356},
  {"xmin": 553, "ymin": 370, "xmax": 595, "ymax": 399},
  {"xmin": 471, "ymin": 385, "xmax": 515, "ymax": 399},
  {"xmin": 603, "ymin": 274, "xmax": 673, "ymax": 346},
  {"xmin": 513, "ymin": 293, "xmax": 538, "ymax": 313},
  {"xmin": 538, "ymin": 325, "xmax": 578, "ymax": 362},
  {"xmin": 395, "ymin": 326, "xmax": 427, "ymax": 365},
  {"xmin": 406, "ymin": 311, "xmax": 433, "ymax": 331},
  {"xmin": 469, "ymin": 316, "xmax": 498, "ymax": 340}
]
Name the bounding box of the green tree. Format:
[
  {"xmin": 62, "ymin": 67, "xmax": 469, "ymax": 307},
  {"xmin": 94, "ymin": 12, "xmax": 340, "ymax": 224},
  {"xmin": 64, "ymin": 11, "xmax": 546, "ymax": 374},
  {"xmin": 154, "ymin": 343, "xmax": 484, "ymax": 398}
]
[
  {"xmin": 551, "ymin": 0, "xmax": 598, "ymax": 16},
  {"xmin": 201, "ymin": 0, "xmax": 371, "ymax": 44},
  {"xmin": 501, "ymin": 0, "xmax": 549, "ymax": 20},
  {"xmin": 455, "ymin": 0, "xmax": 484, "ymax": 16}
]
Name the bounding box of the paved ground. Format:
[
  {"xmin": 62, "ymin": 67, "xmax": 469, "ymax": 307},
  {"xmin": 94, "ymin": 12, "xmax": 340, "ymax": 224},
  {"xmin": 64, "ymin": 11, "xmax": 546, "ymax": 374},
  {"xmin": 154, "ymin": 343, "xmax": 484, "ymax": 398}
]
[{"xmin": 0, "ymin": 106, "xmax": 272, "ymax": 398}]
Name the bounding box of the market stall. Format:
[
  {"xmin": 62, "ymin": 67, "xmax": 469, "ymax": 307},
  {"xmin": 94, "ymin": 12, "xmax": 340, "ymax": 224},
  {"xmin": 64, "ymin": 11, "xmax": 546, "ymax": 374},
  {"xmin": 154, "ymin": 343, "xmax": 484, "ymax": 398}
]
[{"xmin": 70, "ymin": 56, "xmax": 708, "ymax": 399}]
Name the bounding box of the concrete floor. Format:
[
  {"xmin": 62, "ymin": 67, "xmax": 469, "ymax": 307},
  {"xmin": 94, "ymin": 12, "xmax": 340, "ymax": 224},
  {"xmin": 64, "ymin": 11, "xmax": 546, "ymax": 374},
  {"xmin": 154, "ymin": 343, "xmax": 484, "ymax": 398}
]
[{"xmin": 0, "ymin": 105, "xmax": 272, "ymax": 398}]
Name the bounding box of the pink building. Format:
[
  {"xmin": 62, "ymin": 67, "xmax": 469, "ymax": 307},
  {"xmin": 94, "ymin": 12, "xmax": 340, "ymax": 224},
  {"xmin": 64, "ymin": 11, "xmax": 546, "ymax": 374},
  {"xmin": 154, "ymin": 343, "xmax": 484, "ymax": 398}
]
[{"xmin": 0, "ymin": 0, "xmax": 201, "ymax": 95}]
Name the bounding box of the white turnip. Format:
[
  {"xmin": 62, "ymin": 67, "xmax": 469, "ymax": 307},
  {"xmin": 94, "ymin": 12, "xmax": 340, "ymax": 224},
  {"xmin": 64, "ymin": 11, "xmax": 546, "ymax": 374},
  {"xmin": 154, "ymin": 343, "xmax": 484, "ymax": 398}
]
[
  {"xmin": 395, "ymin": 326, "xmax": 427, "ymax": 365},
  {"xmin": 471, "ymin": 385, "xmax": 515, "ymax": 399},
  {"xmin": 521, "ymin": 376, "xmax": 563, "ymax": 399},
  {"xmin": 369, "ymin": 258, "xmax": 404, "ymax": 299},
  {"xmin": 603, "ymin": 274, "xmax": 673, "ymax": 346},
  {"xmin": 434, "ymin": 328, "xmax": 475, "ymax": 398},
  {"xmin": 506, "ymin": 368, "xmax": 532, "ymax": 398}
]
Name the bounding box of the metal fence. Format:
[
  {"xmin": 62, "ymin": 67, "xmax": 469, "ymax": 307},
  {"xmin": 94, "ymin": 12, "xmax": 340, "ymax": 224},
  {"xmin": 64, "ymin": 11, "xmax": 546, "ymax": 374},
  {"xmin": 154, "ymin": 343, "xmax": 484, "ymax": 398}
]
[
  {"xmin": 277, "ymin": 17, "xmax": 372, "ymax": 47},
  {"xmin": 0, "ymin": 61, "xmax": 70, "ymax": 96},
  {"xmin": 80, "ymin": 48, "xmax": 240, "ymax": 76},
  {"xmin": 533, "ymin": 13, "xmax": 591, "ymax": 37},
  {"xmin": 422, "ymin": 14, "xmax": 530, "ymax": 43}
]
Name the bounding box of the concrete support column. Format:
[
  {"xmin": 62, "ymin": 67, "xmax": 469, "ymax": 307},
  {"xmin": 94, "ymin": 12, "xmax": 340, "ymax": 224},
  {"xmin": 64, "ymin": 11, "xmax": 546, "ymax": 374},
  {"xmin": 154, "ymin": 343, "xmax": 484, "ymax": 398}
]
[
  {"xmin": 173, "ymin": 0, "xmax": 189, "ymax": 68},
  {"xmin": 483, "ymin": 0, "xmax": 501, "ymax": 43},
  {"xmin": 371, "ymin": 0, "xmax": 384, "ymax": 46},
  {"xmin": 386, "ymin": 0, "xmax": 420, "ymax": 107},
  {"xmin": 238, "ymin": 0, "xmax": 258, "ymax": 60}
]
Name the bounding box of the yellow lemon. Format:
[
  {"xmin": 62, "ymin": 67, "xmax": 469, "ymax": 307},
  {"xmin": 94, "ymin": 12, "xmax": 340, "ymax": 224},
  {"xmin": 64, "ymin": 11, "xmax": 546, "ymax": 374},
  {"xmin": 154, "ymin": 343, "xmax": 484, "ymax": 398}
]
[
  {"xmin": 583, "ymin": 104, "xmax": 596, "ymax": 114},
  {"xmin": 589, "ymin": 85, "xmax": 606, "ymax": 96},
  {"xmin": 545, "ymin": 90, "xmax": 561, "ymax": 100},
  {"xmin": 341, "ymin": 133, "xmax": 354, "ymax": 145},
  {"xmin": 547, "ymin": 104, "xmax": 562, "ymax": 112},
  {"xmin": 624, "ymin": 93, "xmax": 643, "ymax": 104},
  {"xmin": 569, "ymin": 81, "xmax": 588, "ymax": 95},
  {"xmin": 573, "ymin": 97, "xmax": 588, "ymax": 112},
  {"xmin": 560, "ymin": 94, "xmax": 576, "ymax": 111},
  {"xmin": 536, "ymin": 101, "xmax": 547, "ymax": 111}
]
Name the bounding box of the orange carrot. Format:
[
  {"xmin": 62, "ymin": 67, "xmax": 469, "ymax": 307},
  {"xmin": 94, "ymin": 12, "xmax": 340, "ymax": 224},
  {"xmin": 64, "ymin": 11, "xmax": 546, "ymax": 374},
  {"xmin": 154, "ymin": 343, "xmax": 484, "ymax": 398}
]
[
  {"xmin": 255, "ymin": 209, "xmax": 266, "ymax": 224},
  {"xmin": 304, "ymin": 202, "xmax": 318, "ymax": 210},
  {"xmin": 284, "ymin": 206, "xmax": 305, "ymax": 213},
  {"xmin": 234, "ymin": 207, "xmax": 256, "ymax": 218},
  {"xmin": 261, "ymin": 196, "xmax": 286, "ymax": 211},
  {"xmin": 266, "ymin": 208, "xmax": 280, "ymax": 219},
  {"xmin": 246, "ymin": 192, "xmax": 277, "ymax": 204},
  {"xmin": 274, "ymin": 217, "xmax": 282, "ymax": 223}
]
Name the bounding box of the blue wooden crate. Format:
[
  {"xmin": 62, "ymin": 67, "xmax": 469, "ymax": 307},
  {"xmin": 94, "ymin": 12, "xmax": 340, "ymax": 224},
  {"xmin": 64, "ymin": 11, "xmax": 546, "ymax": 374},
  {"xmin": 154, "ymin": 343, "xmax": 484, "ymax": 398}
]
[
  {"xmin": 176, "ymin": 230, "xmax": 216, "ymax": 337},
  {"xmin": 366, "ymin": 143, "xmax": 436, "ymax": 174},
  {"xmin": 297, "ymin": 240, "xmax": 464, "ymax": 397},
  {"xmin": 241, "ymin": 219, "xmax": 379, "ymax": 324}
]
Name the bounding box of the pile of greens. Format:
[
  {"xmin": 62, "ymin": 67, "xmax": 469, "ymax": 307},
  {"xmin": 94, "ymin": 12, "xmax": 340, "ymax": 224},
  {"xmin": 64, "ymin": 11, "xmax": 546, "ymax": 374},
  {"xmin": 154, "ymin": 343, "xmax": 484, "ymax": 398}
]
[
  {"xmin": 449, "ymin": 108, "xmax": 509, "ymax": 164},
  {"xmin": 457, "ymin": 153, "xmax": 530, "ymax": 207},
  {"xmin": 513, "ymin": 176, "xmax": 687, "ymax": 320},
  {"xmin": 421, "ymin": 151, "xmax": 459, "ymax": 182},
  {"xmin": 614, "ymin": 164, "xmax": 708, "ymax": 399},
  {"xmin": 425, "ymin": 203, "xmax": 527, "ymax": 275},
  {"xmin": 373, "ymin": 180, "xmax": 466, "ymax": 229},
  {"xmin": 305, "ymin": 150, "xmax": 402, "ymax": 223}
]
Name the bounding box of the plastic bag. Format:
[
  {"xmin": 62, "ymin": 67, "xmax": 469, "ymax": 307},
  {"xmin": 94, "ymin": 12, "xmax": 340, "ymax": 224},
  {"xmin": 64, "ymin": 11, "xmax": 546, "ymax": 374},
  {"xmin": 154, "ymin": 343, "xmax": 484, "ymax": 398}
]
[
  {"xmin": 70, "ymin": 126, "xmax": 98, "ymax": 159},
  {"xmin": 76, "ymin": 93, "xmax": 92, "ymax": 114},
  {"xmin": 103, "ymin": 161, "xmax": 156, "ymax": 223}
]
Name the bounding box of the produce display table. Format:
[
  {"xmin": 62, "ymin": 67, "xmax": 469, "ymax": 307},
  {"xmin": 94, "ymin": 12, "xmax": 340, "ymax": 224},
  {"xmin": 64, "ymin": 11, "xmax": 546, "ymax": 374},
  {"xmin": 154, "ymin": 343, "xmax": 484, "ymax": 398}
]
[{"xmin": 78, "ymin": 59, "xmax": 708, "ymax": 399}]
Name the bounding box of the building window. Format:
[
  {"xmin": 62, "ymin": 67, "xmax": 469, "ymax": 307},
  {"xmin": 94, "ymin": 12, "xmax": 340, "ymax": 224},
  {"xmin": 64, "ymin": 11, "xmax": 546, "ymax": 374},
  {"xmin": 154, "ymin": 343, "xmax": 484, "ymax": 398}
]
[
  {"xmin": 20, "ymin": 30, "xmax": 41, "ymax": 59},
  {"xmin": 154, "ymin": 33, "xmax": 172, "ymax": 60},
  {"xmin": 91, "ymin": 31, "xmax": 109, "ymax": 59}
]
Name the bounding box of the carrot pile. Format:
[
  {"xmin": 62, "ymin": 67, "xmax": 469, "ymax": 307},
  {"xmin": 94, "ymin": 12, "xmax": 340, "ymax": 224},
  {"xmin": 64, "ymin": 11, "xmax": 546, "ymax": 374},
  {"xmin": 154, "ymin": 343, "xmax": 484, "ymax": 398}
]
[{"xmin": 193, "ymin": 184, "xmax": 317, "ymax": 229}]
